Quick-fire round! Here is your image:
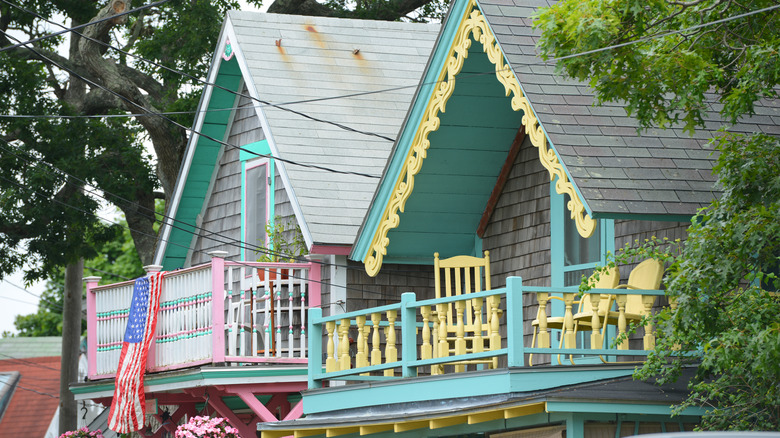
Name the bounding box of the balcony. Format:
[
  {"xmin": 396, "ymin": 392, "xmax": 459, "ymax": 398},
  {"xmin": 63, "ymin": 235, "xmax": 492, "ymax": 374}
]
[
  {"xmin": 85, "ymin": 255, "xmax": 321, "ymax": 380},
  {"xmin": 304, "ymin": 276, "xmax": 667, "ymax": 414}
]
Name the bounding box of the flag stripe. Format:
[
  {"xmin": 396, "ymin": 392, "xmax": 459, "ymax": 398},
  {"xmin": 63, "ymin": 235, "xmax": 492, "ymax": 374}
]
[{"xmin": 108, "ymin": 271, "xmax": 164, "ymax": 433}]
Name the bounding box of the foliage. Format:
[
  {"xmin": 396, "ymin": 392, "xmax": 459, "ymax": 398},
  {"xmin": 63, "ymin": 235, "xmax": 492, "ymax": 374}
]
[
  {"xmin": 175, "ymin": 416, "xmax": 241, "ymax": 438},
  {"xmin": 583, "ymin": 135, "xmax": 780, "ymax": 429},
  {"xmin": 58, "ymin": 427, "xmax": 104, "ymax": 438},
  {"xmin": 12, "ymin": 209, "xmax": 148, "ymax": 337},
  {"xmin": 257, "ymin": 216, "xmax": 308, "ymax": 263},
  {"xmin": 536, "ymin": 0, "xmax": 780, "ymax": 429},
  {"xmin": 533, "ymin": 0, "xmax": 780, "ymax": 132}
]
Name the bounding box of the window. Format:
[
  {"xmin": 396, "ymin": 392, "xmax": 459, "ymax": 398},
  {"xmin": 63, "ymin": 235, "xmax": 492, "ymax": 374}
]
[
  {"xmin": 245, "ymin": 160, "xmax": 269, "ymax": 258},
  {"xmin": 550, "ymin": 179, "xmax": 614, "ymax": 288}
]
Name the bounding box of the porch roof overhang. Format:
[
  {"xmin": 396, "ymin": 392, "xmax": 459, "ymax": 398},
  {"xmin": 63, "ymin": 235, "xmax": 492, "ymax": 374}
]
[
  {"xmin": 258, "ymin": 367, "xmax": 706, "ymax": 438},
  {"xmin": 70, "ymin": 365, "xmax": 308, "ymax": 400}
]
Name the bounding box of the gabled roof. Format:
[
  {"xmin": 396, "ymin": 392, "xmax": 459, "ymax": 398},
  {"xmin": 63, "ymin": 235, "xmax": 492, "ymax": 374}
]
[
  {"xmin": 479, "ymin": 0, "xmax": 778, "ymax": 219},
  {"xmin": 229, "ymin": 13, "xmax": 440, "ymax": 247},
  {"xmin": 351, "ymin": 0, "xmax": 778, "ymax": 275},
  {"xmin": 155, "ymin": 12, "xmax": 440, "ymax": 267},
  {"xmin": 0, "ymin": 354, "xmax": 60, "ymax": 438}
]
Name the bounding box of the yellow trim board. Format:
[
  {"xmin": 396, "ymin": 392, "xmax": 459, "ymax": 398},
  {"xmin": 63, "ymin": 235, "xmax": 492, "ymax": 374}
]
[{"xmin": 364, "ymin": 1, "xmax": 596, "ymax": 277}]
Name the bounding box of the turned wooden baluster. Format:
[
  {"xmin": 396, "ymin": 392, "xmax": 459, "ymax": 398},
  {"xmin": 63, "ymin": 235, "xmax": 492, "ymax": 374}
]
[
  {"xmin": 356, "ymin": 315, "xmax": 367, "ymax": 369},
  {"xmin": 489, "ymin": 295, "xmax": 500, "ymax": 369},
  {"xmin": 590, "ymin": 294, "xmax": 603, "ymax": 349},
  {"xmin": 436, "ymin": 303, "xmax": 448, "ymax": 374},
  {"xmin": 472, "ymin": 298, "xmax": 484, "ymax": 354},
  {"xmin": 339, "ymin": 318, "xmax": 350, "ymax": 371},
  {"xmin": 642, "ymin": 296, "xmax": 656, "ymax": 349},
  {"xmin": 536, "ymin": 292, "xmax": 550, "ymax": 348},
  {"xmin": 454, "ymin": 300, "xmax": 466, "ymax": 373},
  {"xmin": 616, "ymin": 295, "xmax": 628, "ymax": 350},
  {"xmin": 326, "ymin": 321, "xmax": 336, "ymax": 372},
  {"xmin": 384, "ymin": 310, "xmax": 397, "ymax": 376},
  {"xmin": 371, "ymin": 313, "xmax": 381, "ymax": 367},
  {"xmin": 421, "ymin": 306, "xmax": 432, "ymax": 361},
  {"xmin": 563, "ymin": 292, "xmax": 576, "ymax": 349}
]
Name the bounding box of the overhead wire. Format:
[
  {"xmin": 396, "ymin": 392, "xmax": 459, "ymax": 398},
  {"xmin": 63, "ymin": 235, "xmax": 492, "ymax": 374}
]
[
  {"xmin": 0, "ymin": 171, "xmax": 408, "ymax": 302},
  {"xmin": 0, "ymin": 28, "xmax": 381, "ymax": 179},
  {"xmin": 0, "ymin": 139, "xmax": 436, "ymax": 289},
  {"xmin": 0, "ymin": 0, "xmax": 395, "ymax": 144},
  {"xmin": 0, "ymin": 0, "xmax": 172, "ymax": 53}
]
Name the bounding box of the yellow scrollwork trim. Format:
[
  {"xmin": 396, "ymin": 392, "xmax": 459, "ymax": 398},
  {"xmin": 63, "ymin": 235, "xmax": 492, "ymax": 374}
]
[{"xmin": 364, "ymin": 1, "xmax": 596, "ymax": 277}]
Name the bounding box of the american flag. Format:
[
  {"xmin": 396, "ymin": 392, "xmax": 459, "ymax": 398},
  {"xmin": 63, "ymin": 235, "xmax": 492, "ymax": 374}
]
[{"xmin": 108, "ymin": 271, "xmax": 164, "ymax": 433}]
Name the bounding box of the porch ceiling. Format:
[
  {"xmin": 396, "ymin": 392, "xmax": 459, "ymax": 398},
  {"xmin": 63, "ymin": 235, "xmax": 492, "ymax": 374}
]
[{"xmin": 383, "ymin": 41, "xmax": 523, "ymax": 263}]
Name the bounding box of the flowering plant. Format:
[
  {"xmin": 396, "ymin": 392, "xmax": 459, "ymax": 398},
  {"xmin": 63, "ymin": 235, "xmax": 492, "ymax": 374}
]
[
  {"xmin": 175, "ymin": 416, "xmax": 241, "ymax": 438},
  {"xmin": 58, "ymin": 427, "xmax": 104, "ymax": 438}
]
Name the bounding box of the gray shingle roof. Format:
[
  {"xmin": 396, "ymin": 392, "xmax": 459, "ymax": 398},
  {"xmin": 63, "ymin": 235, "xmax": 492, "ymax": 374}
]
[
  {"xmin": 479, "ymin": 0, "xmax": 779, "ymax": 217},
  {"xmin": 228, "ymin": 12, "xmax": 440, "ymax": 245}
]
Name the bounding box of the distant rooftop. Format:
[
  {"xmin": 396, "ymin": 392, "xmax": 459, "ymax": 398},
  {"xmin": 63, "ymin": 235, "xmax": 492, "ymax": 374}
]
[{"xmin": 0, "ymin": 336, "xmax": 61, "ymax": 360}]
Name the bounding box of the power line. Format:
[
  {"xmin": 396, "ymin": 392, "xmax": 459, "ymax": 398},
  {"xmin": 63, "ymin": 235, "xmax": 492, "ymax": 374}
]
[
  {"xmin": 0, "ymin": 0, "xmax": 396, "ymax": 144},
  {"xmin": 0, "ymin": 172, "xmax": 406, "ymax": 302},
  {"xmin": 544, "ymin": 3, "xmax": 780, "ymax": 63},
  {"xmin": 0, "ymin": 28, "xmax": 381, "ymax": 180},
  {"xmin": 0, "ymin": 140, "xmax": 435, "ymax": 289},
  {"xmin": 0, "ymin": 0, "xmax": 172, "ymax": 54}
]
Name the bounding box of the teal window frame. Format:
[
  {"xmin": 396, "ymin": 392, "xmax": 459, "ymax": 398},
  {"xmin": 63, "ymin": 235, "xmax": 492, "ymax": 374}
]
[
  {"xmin": 240, "ymin": 140, "xmax": 274, "ymax": 261},
  {"xmin": 549, "ymin": 177, "xmax": 615, "ymax": 354}
]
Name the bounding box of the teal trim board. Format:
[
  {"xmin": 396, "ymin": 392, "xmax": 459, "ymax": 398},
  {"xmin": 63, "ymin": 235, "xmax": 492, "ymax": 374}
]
[
  {"xmin": 303, "ymin": 366, "xmax": 635, "ymax": 414},
  {"xmin": 161, "ymin": 57, "xmax": 243, "ymax": 270},
  {"xmin": 352, "ymin": 0, "xmax": 472, "ymax": 262}
]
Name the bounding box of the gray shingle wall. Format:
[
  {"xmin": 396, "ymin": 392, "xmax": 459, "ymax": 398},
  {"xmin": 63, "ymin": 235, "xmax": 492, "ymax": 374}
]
[
  {"xmin": 190, "ymin": 85, "xmax": 265, "ymax": 266},
  {"xmin": 346, "ymin": 261, "xmax": 435, "ymax": 313},
  {"xmin": 482, "ymin": 133, "xmax": 551, "ymax": 353},
  {"xmin": 478, "ymin": 0, "xmax": 778, "ymax": 218},
  {"xmin": 190, "ymin": 142, "xmax": 241, "ymax": 266}
]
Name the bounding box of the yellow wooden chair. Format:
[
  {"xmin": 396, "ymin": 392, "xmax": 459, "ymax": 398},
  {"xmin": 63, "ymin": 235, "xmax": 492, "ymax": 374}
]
[
  {"xmin": 432, "ymin": 251, "xmax": 498, "ymax": 372},
  {"xmin": 530, "ymin": 266, "xmax": 619, "ymax": 364},
  {"xmin": 575, "ymin": 258, "xmax": 664, "ymax": 353}
]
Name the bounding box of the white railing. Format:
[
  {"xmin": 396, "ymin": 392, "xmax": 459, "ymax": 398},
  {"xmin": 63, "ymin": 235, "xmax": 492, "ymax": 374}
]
[{"xmin": 86, "ymin": 255, "xmax": 321, "ymax": 380}]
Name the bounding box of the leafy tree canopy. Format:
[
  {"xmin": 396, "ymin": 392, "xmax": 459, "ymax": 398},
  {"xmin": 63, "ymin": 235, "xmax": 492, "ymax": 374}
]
[{"xmin": 535, "ymin": 0, "xmax": 780, "ymax": 429}]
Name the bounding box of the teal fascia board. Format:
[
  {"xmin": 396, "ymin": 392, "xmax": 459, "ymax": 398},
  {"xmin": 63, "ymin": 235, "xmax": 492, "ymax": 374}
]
[
  {"xmin": 351, "ymin": 0, "xmax": 472, "ymax": 262},
  {"xmin": 162, "ymin": 57, "xmax": 242, "ymax": 270},
  {"xmin": 303, "ymin": 366, "xmax": 635, "ymax": 414},
  {"xmin": 546, "ymin": 401, "xmax": 708, "ymax": 417}
]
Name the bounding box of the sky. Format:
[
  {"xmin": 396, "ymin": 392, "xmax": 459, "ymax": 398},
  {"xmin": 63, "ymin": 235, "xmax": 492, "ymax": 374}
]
[{"xmin": 0, "ymin": 1, "xmax": 266, "ymax": 336}]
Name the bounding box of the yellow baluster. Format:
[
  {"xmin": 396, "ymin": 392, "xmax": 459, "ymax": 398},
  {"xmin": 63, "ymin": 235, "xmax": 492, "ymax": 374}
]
[
  {"xmin": 489, "ymin": 295, "xmax": 500, "ymax": 369},
  {"xmin": 339, "ymin": 318, "xmax": 350, "ymax": 371},
  {"xmin": 384, "ymin": 310, "xmax": 397, "ymax": 377},
  {"xmin": 356, "ymin": 315, "xmax": 367, "ymax": 369},
  {"xmin": 590, "ymin": 294, "xmax": 602, "ymax": 349},
  {"xmin": 563, "ymin": 293, "xmax": 576, "ymax": 349},
  {"xmin": 616, "ymin": 295, "xmax": 628, "ymax": 350},
  {"xmin": 326, "ymin": 321, "xmax": 336, "ymax": 372},
  {"xmin": 454, "ymin": 300, "xmax": 466, "ymax": 373},
  {"xmin": 536, "ymin": 292, "xmax": 550, "ymax": 348},
  {"xmin": 642, "ymin": 296, "xmax": 655, "ymax": 350},
  {"xmin": 371, "ymin": 313, "xmax": 381, "ymax": 366},
  {"xmin": 436, "ymin": 303, "xmax": 448, "ymax": 374},
  {"xmin": 472, "ymin": 298, "xmax": 484, "ymax": 354},
  {"xmin": 421, "ymin": 306, "xmax": 432, "ymax": 361}
]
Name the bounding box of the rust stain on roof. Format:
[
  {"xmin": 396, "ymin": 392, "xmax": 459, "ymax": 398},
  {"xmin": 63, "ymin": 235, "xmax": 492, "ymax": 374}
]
[{"xmin": 304, "ymin": 23, "xmax": 327, "ymax": 48}]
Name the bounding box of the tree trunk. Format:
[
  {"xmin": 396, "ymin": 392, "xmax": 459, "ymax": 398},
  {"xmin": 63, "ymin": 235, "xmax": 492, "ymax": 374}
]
[{"xmin": 59, "ymin": 258, "xmax": 84, "ymax": 435}]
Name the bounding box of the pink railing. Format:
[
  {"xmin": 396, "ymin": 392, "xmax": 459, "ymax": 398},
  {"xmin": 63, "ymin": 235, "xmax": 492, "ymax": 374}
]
[{"xmin": 85, "ymin": 254, "xmax": 321, "ymax": 380}]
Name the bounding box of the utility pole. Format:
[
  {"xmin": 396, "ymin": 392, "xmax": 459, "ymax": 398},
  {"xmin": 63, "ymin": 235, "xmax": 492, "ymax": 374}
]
[{"xmin": 60, "ymin": 258, "xmax": 83, "ymax": 434}]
